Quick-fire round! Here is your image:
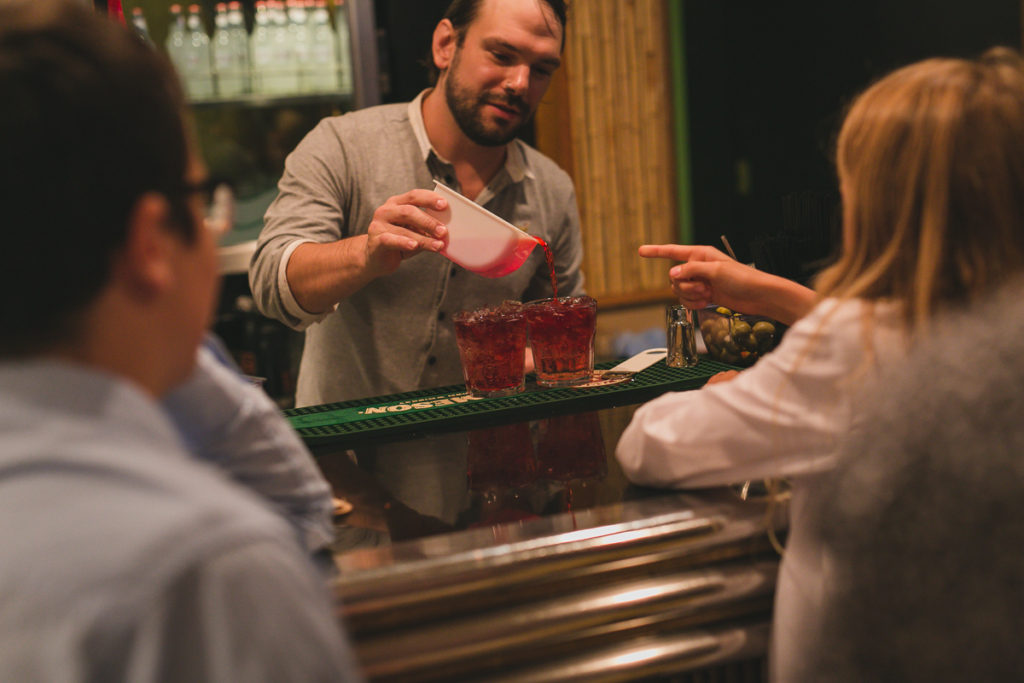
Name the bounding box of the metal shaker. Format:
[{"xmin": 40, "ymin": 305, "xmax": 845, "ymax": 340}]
[{"xmin": 665, "ymin": 304, "xmax": 699, "ymax": 368}]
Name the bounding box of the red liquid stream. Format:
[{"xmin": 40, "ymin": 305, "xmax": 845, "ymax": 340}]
[
  {"xmin": 534, "ymin": 237, "xmax": 558, "ymax": 299},
  {"xmin": 565, "ymin": 483, "xmax": 577, "ymax": 529}
]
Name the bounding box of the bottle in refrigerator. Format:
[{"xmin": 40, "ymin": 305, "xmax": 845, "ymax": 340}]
[
  {"xmin": 286, "ymin": 0, "xmax": 311, "ymax": 93},
  {"xmin": 213, "ymin": 1, "xmax": 251, "ymax": 97},
  {"xmin": 308, "ymin": 0, "xmax": 338, "ymax": 92},
  {"xmin": 184, "ymin": 4, "xmax": 215, "ymax": 98},
  {"xmin": 130, "ymin": 6, "xmax": 153, "ymax": 46},
  {"xmin": 269, "ymin": 0, "xmax": 299, "ymax": 94},
  {"xmin": 334, "ymin": 0, "xmax": 353, "ymax": 94},
  {"xmin": 165, "ymin": 4, "xmax": 188, "ymax": 85},
  {"xmin": 227, "ymin": 2, "xmax": 252, "ymax": 93},
  {"xmin": 211, "ymin": 3, "xmax": 229, "ymax": 95},
  {"xmin": 250, "ymin": 0, "xmax": 273, "ymax": 95}
]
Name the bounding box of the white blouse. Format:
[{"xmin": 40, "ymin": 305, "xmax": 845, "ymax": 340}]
[
  {"xmin": 615, "ymin": 297, "xmax": 907, "ymax": 680},
  {"xmin": 616, "ymin": 297, "xmax": 906, "ymax": 488}
]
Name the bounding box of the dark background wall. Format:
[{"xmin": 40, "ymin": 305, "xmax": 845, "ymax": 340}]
[
  {"xmin": 683, "ymin": 0, "xmax": 1022, "ymax": 283},
  {"xmin": 376, "ymin": 0, "xmax": 450, "ymax": 102}
]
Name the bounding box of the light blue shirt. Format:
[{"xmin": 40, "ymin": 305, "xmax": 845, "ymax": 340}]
[
  {"xmin": 162, "ymin": 337, "xmax": 334, "ymax": 551},
  {"xmin": 0, "ymin": 359, "xmax": 361, "ymax": 681}
]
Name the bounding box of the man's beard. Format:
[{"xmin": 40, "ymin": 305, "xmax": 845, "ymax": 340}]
[{"xmin": 444, "ymin": 54, "xmax": 532, "ymax": 146}]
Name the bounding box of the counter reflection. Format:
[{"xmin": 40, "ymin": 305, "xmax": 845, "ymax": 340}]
[{"xmin": 317, "ymin": 405, "xmax": 644, "ymax": 555}]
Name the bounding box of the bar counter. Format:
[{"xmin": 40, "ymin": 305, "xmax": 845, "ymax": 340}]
[{"xmin": 298, "ymin": 361, "xmax": 785, "ymax": 681}]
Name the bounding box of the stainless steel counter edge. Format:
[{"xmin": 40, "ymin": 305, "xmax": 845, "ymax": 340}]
[
  {"xmin": 333, "ymin": 493, "xmax": 779, "ymax": 602},
  {"xmin": 353, "ymin": 561, "xmax": 777, "ymax": 680}
]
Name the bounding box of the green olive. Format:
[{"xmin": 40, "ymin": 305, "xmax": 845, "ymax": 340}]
[
  {"xmin": 715, "ymin": 306, "xmax": 733, "ymax": 316},
  {"xmin": 723, "ymin": 334, "xmax": 741, "ymax": 354},
  {"xmin": 731, "ymin": 320, "xmax": 752, "ymax": 339},
  {"xmin": 742, "ymin": 333, "xmax": 759, "ymax": 351},
  {"xmin": 752, "ymin": 321, "xmax": 776, "ymax": 341}
]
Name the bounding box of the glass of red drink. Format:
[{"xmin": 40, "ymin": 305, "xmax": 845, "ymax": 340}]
[
  {"xmin": 453, "ymin": 301, "xmax": 528, "ymax": 397},
  {"xmin": 524, "ymin": 295, "xmax": 597, "ymax": 387}
]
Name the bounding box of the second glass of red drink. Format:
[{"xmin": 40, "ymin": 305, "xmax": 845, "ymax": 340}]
[
  {"xmin": 453, "ymin": 301, "xmax": 528, "ymax": 397},
  {"xmin": 524, "ymin": 295, "xmax": 597, "ymax": 387}
]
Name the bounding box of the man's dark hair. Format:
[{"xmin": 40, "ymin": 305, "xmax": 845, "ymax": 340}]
[
  {"xmin": 426, "ymin": 0, "xmax": 569, "ymax": 85},
  {"xmin": 0, "ymin": 0, "xmax": 192, "ymax": 355}
]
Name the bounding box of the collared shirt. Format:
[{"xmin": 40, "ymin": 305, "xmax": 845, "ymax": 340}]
[
  {"xmin": 162, "ymin": 337, "xmax": 335, "ymax": 552},
  {"xmin": 250, "ymin": 90, "xmax": 585, "ymax": 406},
  {"xmin": 0, "ymin": 360, "xmax": 361, "ymax": 681},
  {"xmin": 405, "ymin": 91, "xmax": 533, "ymax": 202}
]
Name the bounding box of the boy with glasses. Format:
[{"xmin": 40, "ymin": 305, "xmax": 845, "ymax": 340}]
[{"xmin": 0, "ymin": 1, "xmax": 360, "ymax": 678}]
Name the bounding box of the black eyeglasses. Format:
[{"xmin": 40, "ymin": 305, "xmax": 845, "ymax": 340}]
[{"xmin": 181, "ymin": 178, "xmax": 235, "ymax": 236}]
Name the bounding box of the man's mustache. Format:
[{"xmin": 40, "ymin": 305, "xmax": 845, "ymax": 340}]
[{"xmin": 481, "ymin": 94, "xmax": 528, "ymax": 115}]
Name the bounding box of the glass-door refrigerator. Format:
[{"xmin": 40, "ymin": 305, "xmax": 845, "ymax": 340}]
[{"xmin": 106, "ymin": 0, "xmax": 382, "ymax": 405}]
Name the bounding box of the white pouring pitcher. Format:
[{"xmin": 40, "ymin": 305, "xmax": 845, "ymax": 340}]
[{"xmin": 423, "ymin": 181, "xmax": 540, "ymax": 278}]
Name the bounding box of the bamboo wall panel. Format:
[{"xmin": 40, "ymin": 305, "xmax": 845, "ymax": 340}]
[{"xmin": 562, "ymin": 0, "xmax": 678, "ymax": 304}]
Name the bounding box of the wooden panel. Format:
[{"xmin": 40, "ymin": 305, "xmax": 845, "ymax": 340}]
[{"xmin": 536, "ymin": 0, "xmax": 679, "ymax": 303}]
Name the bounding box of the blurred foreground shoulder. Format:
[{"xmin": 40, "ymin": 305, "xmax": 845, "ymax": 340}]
[{"xmin": 793, "ymin": 276, "xmax": 1024, "ymax": 681}]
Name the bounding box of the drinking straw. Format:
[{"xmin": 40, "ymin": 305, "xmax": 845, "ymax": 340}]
[{"xmin": 720, "ymin": 234, "xmax": 738, "ymax": 261}]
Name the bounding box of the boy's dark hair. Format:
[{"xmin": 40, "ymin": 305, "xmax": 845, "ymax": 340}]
[
  {"xmin": 426, "ymin": 0, "xmax": 569, "ymax": 84},
  {"xmin": 0, "ymin": 0, "xmax": 192, "ymax": 355}
]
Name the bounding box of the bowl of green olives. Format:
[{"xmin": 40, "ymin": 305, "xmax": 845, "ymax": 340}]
[{"xmin": 697, "ymin": 306, "xmax": 784, "ymax": 367}]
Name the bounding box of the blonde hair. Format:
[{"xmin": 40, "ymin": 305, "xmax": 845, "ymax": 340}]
[{"xmin": 816, "ymin": 47, "xmax": 1024, "ymax": 330}]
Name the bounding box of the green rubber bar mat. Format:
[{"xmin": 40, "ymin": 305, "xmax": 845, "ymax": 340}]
[{"xmin": 285, "ymin": 358, "xmax": 737, "ymax": 449}]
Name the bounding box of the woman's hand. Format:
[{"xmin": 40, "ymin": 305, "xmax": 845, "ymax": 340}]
[{"xmin": 638, "ymin": 244, "xmax": 817, "ymax": 325}]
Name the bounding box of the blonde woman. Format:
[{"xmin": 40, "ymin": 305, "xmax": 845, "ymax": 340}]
[{"xmin": 615, "ymin": 47, "xmax": 1024, "ymax": 680}]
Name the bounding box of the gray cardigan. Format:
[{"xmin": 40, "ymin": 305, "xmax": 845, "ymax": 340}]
[{"xmin": 250, "ymin": 95, "xmax": 585, "ymax": 405}]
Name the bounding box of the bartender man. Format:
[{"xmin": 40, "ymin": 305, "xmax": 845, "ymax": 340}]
[
  {"xmin": 0, "ymin": 2, "xmax": 358, "ymax": 678},
  {"xmin": 250, "ymin": 0, "xmax": 585, "ymax": 406}
]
